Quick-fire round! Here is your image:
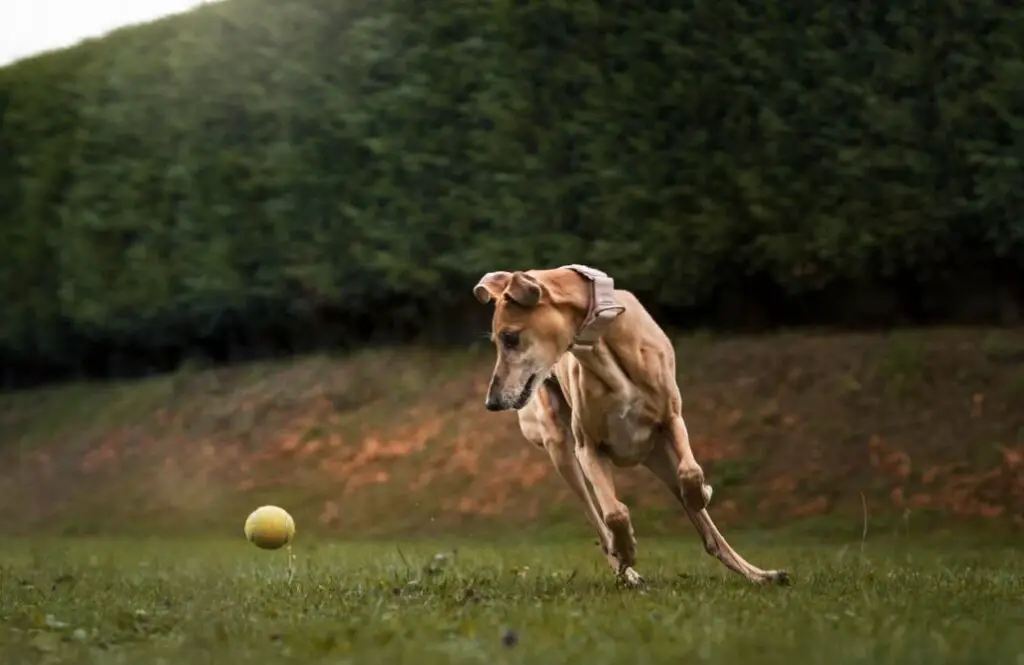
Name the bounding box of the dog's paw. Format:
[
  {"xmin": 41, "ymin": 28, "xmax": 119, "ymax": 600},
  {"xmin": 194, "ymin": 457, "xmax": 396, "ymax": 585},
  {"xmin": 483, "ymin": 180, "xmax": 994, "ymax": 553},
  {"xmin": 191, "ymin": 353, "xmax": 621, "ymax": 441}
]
[
  {"xmin": 618, "ymin": 567, "xmax": 645, "ymax": 588},
  {"xmin": 752, "ymin": 569, "xmax": 791, "ymax": 586},
  {"xmin": 678, "ymin": 464, "xmax": 713, "ymax": 511},
  {"xmin": 679, "ymin": 477, "xmax": 711, "ymax": 511}
]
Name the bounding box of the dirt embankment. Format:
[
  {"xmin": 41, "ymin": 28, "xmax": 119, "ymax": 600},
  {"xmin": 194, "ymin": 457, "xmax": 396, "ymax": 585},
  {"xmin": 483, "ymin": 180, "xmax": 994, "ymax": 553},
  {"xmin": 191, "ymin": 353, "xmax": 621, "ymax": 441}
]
[{"xmin": 2, "ymin": 328, "xmax": 1022, "ymax": 537}]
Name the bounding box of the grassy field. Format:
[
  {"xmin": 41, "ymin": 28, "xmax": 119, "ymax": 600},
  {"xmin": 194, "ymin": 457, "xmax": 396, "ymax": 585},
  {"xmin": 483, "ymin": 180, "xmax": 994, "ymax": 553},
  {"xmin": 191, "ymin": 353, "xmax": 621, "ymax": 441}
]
[
  {"xmin": 2, "ymin": 530, "xmax": 1022, "ymax": 665},
  {"xmin": 2, "ymin": 330, "xmax": 1022, "ymax": 663}
]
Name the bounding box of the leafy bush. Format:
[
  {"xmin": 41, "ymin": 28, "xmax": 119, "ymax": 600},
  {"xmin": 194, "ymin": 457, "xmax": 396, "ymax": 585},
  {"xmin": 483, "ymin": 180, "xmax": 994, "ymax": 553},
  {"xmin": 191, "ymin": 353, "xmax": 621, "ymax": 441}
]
[{"xmin": 1, "ymin": 0, "xmax": 1021, "ymax": 379}]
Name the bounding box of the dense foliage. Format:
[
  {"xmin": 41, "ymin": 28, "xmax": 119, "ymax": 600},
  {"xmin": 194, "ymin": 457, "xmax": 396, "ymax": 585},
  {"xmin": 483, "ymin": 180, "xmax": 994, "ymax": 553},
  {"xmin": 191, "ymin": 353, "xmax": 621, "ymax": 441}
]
[{"xmin": 1, "ymin": 0, "xmax": 1022, "ymax": 382}]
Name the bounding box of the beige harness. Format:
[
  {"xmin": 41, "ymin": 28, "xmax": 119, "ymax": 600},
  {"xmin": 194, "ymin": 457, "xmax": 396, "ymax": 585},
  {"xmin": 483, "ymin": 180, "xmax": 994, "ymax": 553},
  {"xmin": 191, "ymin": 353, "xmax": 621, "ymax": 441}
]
[{"xmin": 560, "ymin": 264, "xmax": 626, "ymax": 351}]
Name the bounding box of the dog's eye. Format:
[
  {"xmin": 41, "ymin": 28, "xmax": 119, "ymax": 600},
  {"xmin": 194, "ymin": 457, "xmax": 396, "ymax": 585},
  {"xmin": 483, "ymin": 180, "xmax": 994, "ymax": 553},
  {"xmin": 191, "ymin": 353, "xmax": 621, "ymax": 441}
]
[{"xmin": 499, "ymin": 331, "xmax": 520, "ymax": 350}]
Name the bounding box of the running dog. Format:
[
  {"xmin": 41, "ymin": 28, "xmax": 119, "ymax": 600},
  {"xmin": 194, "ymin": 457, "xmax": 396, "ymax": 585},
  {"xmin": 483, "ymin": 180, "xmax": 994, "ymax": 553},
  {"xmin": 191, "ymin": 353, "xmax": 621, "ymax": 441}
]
[{"xmin": 473, "ymin": 264, "xmax": 790, "ymax": 586}]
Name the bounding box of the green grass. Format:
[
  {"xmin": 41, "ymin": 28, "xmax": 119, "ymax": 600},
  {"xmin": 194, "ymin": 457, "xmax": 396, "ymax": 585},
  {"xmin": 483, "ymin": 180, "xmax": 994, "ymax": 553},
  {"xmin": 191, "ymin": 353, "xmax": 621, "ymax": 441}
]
[{"xmin": 2, "ymin": 532, "xmax": 1022, "ymax": 664}]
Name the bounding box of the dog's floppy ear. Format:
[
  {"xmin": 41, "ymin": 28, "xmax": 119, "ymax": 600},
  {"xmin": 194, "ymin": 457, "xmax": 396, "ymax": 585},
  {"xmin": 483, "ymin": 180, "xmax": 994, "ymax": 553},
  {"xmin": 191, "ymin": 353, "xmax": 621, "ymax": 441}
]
[
  {"xmin": 474, "ymin": 271, "xmax": 512, "ymax": 304},
  {"xmin": 505, "ymin": 271, "xmax": 541, "ymax": 308}
]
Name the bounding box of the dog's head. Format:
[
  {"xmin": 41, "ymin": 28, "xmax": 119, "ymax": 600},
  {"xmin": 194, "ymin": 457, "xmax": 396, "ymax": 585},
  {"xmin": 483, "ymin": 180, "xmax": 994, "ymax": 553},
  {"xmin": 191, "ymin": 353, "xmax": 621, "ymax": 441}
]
[{"xmin": 473, "ymin": 270, "xmax": 578, "ymax": 411}]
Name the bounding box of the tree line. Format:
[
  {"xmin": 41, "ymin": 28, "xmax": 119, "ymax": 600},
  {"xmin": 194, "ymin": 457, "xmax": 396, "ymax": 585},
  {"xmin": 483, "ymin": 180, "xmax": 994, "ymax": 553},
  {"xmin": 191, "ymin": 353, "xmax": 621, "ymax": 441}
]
[{"xmin": 1, "ymin": 0, "xmax": 1022, "ymax": 386}]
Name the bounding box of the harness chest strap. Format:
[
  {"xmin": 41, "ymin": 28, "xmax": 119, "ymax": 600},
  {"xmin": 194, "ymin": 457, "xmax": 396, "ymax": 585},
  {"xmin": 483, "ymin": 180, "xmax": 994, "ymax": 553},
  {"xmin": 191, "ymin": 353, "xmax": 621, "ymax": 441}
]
[{"xmin": 559, "ymin": 264, "xmax": 626, "ymax": 351}]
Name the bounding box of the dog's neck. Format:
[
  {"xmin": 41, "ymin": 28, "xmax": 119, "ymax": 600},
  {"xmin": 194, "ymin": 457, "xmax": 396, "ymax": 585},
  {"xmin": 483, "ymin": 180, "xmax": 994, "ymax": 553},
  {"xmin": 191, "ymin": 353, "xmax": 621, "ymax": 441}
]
[{"xmin": 557, "ymin": 265, "xmax": 625, "ymax": 352}]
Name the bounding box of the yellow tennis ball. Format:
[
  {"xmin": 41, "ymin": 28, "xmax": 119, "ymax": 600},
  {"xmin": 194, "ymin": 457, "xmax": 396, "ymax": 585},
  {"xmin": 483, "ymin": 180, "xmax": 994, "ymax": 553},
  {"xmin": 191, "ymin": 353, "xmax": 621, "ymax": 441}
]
[{"xmin": 244, "ymin": 505, "xmax": 295, "ymax": 550}]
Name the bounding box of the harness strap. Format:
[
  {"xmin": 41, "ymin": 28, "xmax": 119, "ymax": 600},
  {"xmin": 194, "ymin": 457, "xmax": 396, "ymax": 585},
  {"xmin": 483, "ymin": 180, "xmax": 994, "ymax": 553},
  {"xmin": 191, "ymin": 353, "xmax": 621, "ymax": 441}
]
[{"xmin": 559, "ymin": 264, "xmax": 625, "ymax": 351}]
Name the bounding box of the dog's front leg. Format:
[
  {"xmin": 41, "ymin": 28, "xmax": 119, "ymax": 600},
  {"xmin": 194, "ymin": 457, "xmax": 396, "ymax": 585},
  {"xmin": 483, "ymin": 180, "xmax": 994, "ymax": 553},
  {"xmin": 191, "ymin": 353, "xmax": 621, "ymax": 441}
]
[
  {"xmin": 668, "ymin": 416, "xmax": 712, "ymax": 511},
  {"xmin": 518, "ymin": 385, "xmax": 642, "ymax": 585},
  {"xmin": 573, "ymin": 427, "xmax": 642, "ymax": 586},
  {"xmin": 541, "ymin": 438, "xmax": 637, "ymax": 581}
]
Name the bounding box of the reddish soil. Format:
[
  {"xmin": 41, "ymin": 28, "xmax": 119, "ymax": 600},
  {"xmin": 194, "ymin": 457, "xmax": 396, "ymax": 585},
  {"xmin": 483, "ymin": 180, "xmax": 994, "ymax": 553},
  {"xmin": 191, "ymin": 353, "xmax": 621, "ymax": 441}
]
[{"xmin": 2, "ymin": 328, "xmax": 1022, "ymax": 537}]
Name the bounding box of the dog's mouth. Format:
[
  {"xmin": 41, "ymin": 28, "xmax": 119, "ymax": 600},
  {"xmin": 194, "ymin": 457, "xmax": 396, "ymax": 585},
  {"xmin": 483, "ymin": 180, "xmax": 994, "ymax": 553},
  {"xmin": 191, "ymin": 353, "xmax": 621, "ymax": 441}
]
[{"xmin": 511, "ymin": 374, "xmax": 537, "ymax": 410}]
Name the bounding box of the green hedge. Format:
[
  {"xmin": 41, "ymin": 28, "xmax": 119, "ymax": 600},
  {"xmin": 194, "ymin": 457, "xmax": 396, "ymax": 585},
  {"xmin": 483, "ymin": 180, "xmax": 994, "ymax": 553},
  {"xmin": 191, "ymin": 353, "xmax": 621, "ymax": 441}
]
[{"xmin": 1, "ymin": 0, "xmax": 1022, "ymax": 369}]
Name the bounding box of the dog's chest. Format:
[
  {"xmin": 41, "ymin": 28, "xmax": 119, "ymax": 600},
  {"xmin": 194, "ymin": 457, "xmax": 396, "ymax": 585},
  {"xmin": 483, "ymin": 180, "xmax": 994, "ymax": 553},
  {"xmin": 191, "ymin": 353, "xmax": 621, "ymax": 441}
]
[
  {"xmin": 602, "ymin": 401, "xmax": 655, "ymax": 466},
  {"xmin": 557, "ymin": 354, "xmax": 658, "ymax": 466}
]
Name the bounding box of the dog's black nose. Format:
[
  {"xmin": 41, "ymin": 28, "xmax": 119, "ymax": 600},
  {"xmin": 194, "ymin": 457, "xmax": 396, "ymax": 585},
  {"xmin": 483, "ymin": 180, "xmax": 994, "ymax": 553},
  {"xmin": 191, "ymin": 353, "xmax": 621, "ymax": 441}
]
[{"xmin": 485, "ymin": 398, "xmax": 503, "ymax": 411}]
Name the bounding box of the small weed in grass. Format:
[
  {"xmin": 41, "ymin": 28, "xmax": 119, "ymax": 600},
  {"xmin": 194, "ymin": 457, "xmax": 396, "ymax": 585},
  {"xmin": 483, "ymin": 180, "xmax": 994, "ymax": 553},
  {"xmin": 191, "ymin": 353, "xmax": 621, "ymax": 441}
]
[
  {"xmin": 0, "ymin": 534, "xmax": 1021, "ymax": 664},
  {"xmin": 875, "ymin": 332, "xmax": 928, "ymax": 395}
]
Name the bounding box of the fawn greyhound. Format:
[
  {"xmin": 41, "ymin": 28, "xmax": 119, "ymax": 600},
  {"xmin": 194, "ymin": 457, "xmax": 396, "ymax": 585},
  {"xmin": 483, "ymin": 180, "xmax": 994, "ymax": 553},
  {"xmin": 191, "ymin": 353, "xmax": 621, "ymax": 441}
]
[{"xmin": 474, "ymin": 264, "xmax": 790, "ymax": 586}]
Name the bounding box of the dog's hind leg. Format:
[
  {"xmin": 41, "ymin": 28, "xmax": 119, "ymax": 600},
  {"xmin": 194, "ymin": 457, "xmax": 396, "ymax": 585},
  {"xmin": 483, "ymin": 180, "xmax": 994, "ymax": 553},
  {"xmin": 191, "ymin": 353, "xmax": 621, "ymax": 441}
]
[{"xmin": 644, "ymin": 441, "xmax": 790, "ymax": 585}]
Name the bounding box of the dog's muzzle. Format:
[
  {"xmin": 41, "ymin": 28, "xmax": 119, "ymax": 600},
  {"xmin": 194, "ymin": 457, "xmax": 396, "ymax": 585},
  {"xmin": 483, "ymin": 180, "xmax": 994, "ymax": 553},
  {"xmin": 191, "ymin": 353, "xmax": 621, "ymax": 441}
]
[
  {"xmin": 511, "ymin": 374, "xmax": 537, "ymax": 410},
  {"xmin": 485, "ymin": 374, "xmax": 537, "ymax": 411}
]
